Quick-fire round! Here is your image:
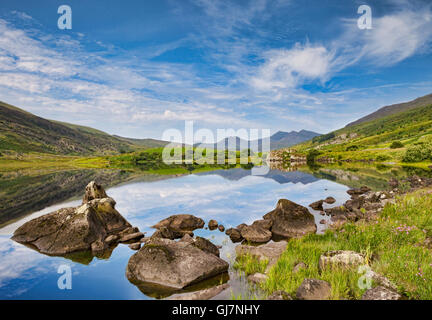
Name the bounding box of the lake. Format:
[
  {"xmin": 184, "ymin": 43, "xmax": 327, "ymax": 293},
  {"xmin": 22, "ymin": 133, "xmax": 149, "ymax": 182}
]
[{"xmin": 0, "ymin": 164, "xmax": 429, "ymax": 299}]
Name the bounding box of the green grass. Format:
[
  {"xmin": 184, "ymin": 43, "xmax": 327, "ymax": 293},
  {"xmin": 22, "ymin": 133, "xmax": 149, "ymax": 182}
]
[
  {"xmin": 235, "ymin": 190, "xmax": 432, "ymax": 300},
  {"xmin": 233, "ymin": 254, "xmax": 268, "ymax": 276}
]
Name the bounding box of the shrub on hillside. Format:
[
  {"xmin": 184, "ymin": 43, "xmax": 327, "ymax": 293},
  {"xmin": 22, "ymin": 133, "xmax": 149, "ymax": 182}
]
[
  {"xmin": 306, "ymin": 149, "xmax": 321, "ymax": 163},
  {"xmin": 345, "ymin": 145, "xmax": 359, "ymax": 151},
  {"xmin": 390, "ymin": 141, "xmax": 404, "ymax": 149},
  {"xmin": 403, "ymin": 143, "xmax": 432, "ymax": 162}
]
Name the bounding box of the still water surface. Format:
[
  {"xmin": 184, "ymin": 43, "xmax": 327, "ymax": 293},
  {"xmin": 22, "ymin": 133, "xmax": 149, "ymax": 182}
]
[{"xmin": 0, "ymin": 168, "xmax": 354, "ymax": 299}]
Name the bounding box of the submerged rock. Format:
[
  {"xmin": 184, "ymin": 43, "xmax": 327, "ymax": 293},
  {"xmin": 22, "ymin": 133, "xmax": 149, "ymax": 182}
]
[
  {"xmin": 152, "ymin": 214, "xmax": 204, "ymax": 239},
  {"xmin": 263, "ymin": 199, "xmax": 317, "ymax": 239},
  {"xmin": 218, "ymin": 224, "xmax": 225, "ymax": 232},
  {"xmin": 347, "ymin": 186, "xmax": 371, "ymax": 196},
  {"xmin": 126, "ymin": 238, "xmax": 229, "ymax": 290},
  {"xmin": 12, "ymin": 182, "xmax": 132, "ymax": 256},
  {"xmin": 309, "ymin": 200, "xmax": 324, "ymax": 211},
  {"xmin": 324, "ymin": 196, "xmax": 336, "ymax": 204},
  {"xmin": 296, "ymin": 279, "xmax": 331, "ymax": 300},
  {"xmin": 129, "ymin": 242, "xmax": 141, "ymax": 250}
]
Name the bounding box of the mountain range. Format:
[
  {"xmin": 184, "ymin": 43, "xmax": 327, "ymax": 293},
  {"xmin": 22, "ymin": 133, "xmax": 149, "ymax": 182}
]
[{"xmin": 194, "ymin": 130, "xmax": 320, "ymax": 151}]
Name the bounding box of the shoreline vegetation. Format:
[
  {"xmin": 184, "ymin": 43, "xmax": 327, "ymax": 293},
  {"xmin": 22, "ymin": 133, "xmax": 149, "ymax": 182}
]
[{"xmin": 234, "ymin": 186, "xmax": 432, "ymax": 300}]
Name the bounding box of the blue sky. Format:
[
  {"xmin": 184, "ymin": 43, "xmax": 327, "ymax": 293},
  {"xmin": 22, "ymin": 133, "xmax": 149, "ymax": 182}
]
[{"xmin": 0, "ymin": 0, "xmax": 432, "ymax": 140}]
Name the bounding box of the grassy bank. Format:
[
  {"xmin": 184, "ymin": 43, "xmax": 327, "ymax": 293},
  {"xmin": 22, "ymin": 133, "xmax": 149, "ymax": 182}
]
[{"xmin": 236, "ymin": 189, "xmax": 432, "ymax": 300}]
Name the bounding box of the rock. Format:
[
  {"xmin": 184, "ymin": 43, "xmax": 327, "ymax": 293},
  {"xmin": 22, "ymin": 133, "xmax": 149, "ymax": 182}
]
[
  {"xmin": 119, "ymin": 226, "xmax": 139, "ymax": 236},
  {"xmin": 388, "ymin": 178, "xmax": 399, "ymax": 189},
  {"xmin": 218, "ymin": 224, "xmax": 225, "ymax": 232},
  {"xmin": 263, "ymin": 199, "xmax": 317, "ymax": 239},
  {"xmin": 152, "ymin": 214, "xmax": 205, "ymax": 238},
  {"xmin": 240, "ymin": 225, "xmax": 272, "ymax": 243},
  {"xmin": 225, "ymin": 228, "xmax": 243, "ymax": 243},
  {"xmin": 179, "ymin": 234, "xmax": 219, "ymax": 257},
  {"xmin": 293, "ymin": 262, "xmax": 307, "ymax": 273},
  {"xmin": 361, "ymin": 286, "xmax": 401, "ymax": 300},
  {"xmin": 12, "ymin": 183, "xmax": 132, "ymax": 256},
  {"xmin": 192, "ymin": 236, "xmax": 220, "ymax": 257},
  {"xmin": 126, "ymin": 238, "xmax": 229, "ymax": 290},
  {"xmin": 344, "ymin": 197, "xmax": 365, "ymax": 211},
  {"xmin": 347, "ymin": 186, "xmax": 371, "ymax": 196},
  {"xmin": 105, "ymin": 234, "xmax": 119, "ymax": 244},
  {"xmin": 129, "ymin": 242, "xmax": 141, "ymax": 250},
  {"xmin": 169, "ymin": 284, "xmax": 230, "ymax": 300},
  {"xmin": 82, "ymin": 181, "xmax": 107, "ymax": 203},
  {"xmin": 140, "ymin": 237, "xmax": 150, "ymax": 244},
  {"xmin": 324, "ymin": 197, "xmax": 336, "ymax": 204},
  {"xmin": 208, "ymin": 219, "xmax": 218, "ymax": 230},
  {"xmin": 251, "ymin": 219, "xmax": 273, "ymax": 230},
  {"xmin": 247, "ymin": 273, "xmax": 268, "ymax": 284},
  {"xmin": 296, "ymin": 279, "xmax": 331, "ymax": 300},
  {"xmin": 91, "ymin": 239, "xmax": 106, "ymax": 253},
  {"xmin": 267, "ymin": 290, "xmax": 292, "ymax": 300},
  {"xmin": 319, "ymin": 250, "xmax": 365, "ymax": 270},
  {"xmin": 309, "ymin": 200, "xmax": 324, "ymax": 211},
  {"xmin": 120, "ymin": 232, "xmax": 145, "ymax": 242},
  {"xmin": 150, "ymin": 227, "xmax": 177, "ymax": 240},
  {"xmin": 236, "ymin": 223, "xmax": 248, "ymax": 231},
  {"xmin": 236, "ymin": 241, "xmax": 287, "ymax": 270},
  {"xmin": 369, "ymin": 271, "xmax": 398, "ymax": 291}
]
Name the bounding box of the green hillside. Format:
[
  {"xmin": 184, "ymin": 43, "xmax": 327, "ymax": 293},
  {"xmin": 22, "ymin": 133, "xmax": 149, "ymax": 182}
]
[
  {"xmin": 294, "ymin": 100, "xmax": 432, "ymax": 165},
  {"xmin": 0, "ymin": 101, "xmax": 168, "ymax": 156},
  {"xmin": 346, "ymin": 93, "xmax": 432, "ymax": 127}
]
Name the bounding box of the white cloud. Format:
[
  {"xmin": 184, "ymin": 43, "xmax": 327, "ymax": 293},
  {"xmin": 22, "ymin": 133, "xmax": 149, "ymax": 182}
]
[{"xmin": 251, "ymin": 45, "xmax": 334, "ymax": 91}]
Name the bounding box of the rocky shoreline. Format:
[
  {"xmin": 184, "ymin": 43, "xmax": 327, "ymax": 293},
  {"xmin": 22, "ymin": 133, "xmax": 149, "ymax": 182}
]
[{"xmin": 10, "ymin": 174, "xmax": 432, "ymax": 300}]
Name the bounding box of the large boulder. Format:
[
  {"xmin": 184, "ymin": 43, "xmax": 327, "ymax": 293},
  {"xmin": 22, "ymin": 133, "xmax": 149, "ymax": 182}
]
[
  {"xmin": 12, "ymin": 182, "xmax": 131, "ymax": 256},
  {"xmin": 126, "ymin": 238, "xmax": 229, "ymax": 290},
  {"xmin": 180, "ymin": 234, "xmax": 220, "ymax": 257},
  {"xmin": 296, "ymin": 279, "xmax": 331, "ymax": 300},
  {"xmin": 263, "ymin": 199, "xmax": 317, "ymax": 239},
  {"xmin": 152, "ymin": 214, "xmax": 204, "ymax": 239},
  {"xmin": 240, "ymin": 225, "xmax": 272, "ymax": 243}
]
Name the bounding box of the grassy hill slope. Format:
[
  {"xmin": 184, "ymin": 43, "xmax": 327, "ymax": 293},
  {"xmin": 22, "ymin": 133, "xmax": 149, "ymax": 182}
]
[
  {"xmin": 346, "ymin": 93, "xmax": 432, "ymax": 127},
  {"xmin": 0, "ymin": 101, "xmax": 168, "ymax": 156},
  {"xmin": 294, "ymin": 100, "xmax": 432, "ymax": 165}
]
